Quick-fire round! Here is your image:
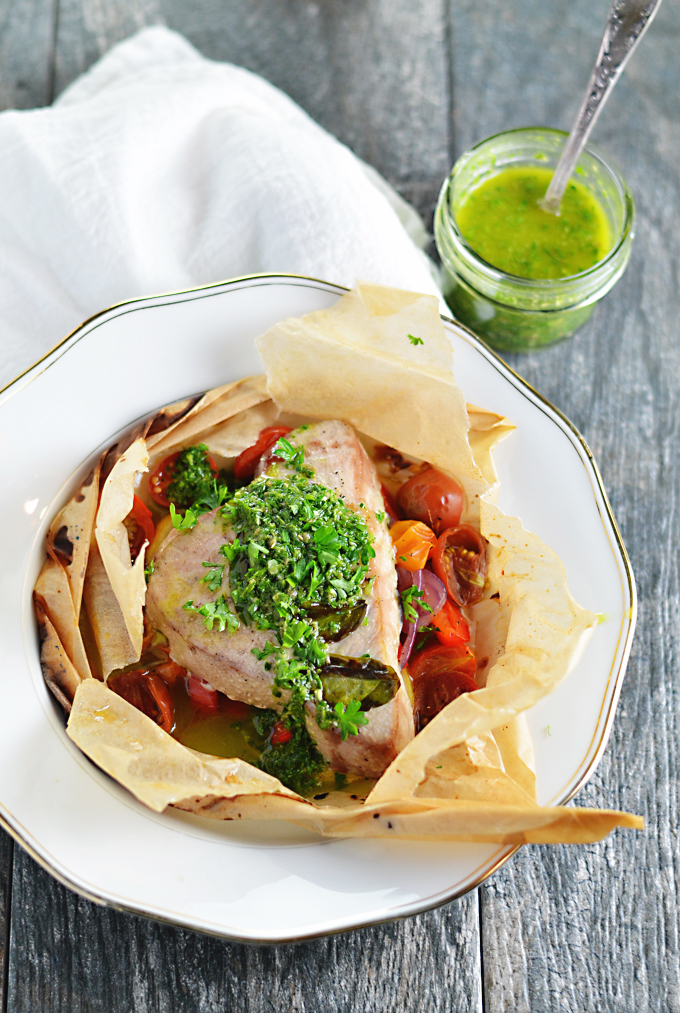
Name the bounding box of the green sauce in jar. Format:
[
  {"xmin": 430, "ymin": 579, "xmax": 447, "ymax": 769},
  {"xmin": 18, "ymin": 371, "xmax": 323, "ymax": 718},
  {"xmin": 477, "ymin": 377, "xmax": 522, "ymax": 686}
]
[
  {"xmin": 455, "ymin": 166, "xmax": 612, "ymax": 280},
  {"xmin": 434, "ymin": 128, "xmax": 634, "ymax": 352}
]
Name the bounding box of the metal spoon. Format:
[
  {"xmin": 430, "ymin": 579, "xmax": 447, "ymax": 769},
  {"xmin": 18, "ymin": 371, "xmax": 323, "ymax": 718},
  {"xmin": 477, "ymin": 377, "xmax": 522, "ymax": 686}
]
[{"xmin": 541, "ymin": 0, "xmax": 663, "ymax": 214}]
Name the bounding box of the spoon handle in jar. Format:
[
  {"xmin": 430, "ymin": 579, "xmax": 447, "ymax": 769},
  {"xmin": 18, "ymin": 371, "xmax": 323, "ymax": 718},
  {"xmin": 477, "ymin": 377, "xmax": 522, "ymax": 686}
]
[{"xmin": 541, "ymin": 0, "xmax": 663, "ymax": 214}]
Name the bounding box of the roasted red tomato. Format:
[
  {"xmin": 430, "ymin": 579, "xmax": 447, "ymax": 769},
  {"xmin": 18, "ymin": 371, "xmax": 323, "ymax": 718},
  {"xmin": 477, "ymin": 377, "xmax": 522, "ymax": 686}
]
[
  {"xmin": 125, "ymin": 495, "xmax": 156, "ymax": 561},
  {"xmin": 431, "ymin": 599, "xmax": 470, "ymax": 647},
  {"xmin": 155, "ymin": 659, "xmax": 187, "ymax": 684},
  {"xmin": 396, "ymin": 468, "xmax": 464, "ymax": 535},
  {"xmin": 148, "ymin": 451, "xmax": 180, "ymax": 507},
  {"xmin": 270, "ymin": 721, "xmax": 293, "ymax": 746},
  {"xmin": 380, "ymin": 483, "xmax": 400, "ymax": 524},
  {"xmin": 408, "ymin": 643, "xmax": 477, "ymax": 730},
  {"xmin": 187, "ymin": 675, "xmax": 220, "ymax": 713},
  {"xmin": 233, "ymin": 425, "xmax": 293, "ymax": 482},
  {"xmin": 432, "ymin": 524, "xmax": 488, "ymax": 606},
  {"xmin": 108, "ymin": 669, "xmax": 174, "ymax": 733}
]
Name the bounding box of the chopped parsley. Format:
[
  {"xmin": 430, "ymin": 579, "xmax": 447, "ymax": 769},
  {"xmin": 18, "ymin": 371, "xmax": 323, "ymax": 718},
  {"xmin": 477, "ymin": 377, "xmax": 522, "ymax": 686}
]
[
  {"xmin": 334, "ymin": 699, "xmax": 370, "ymax": 740},
  {"xmin": 201, "ymin": 561, "xmax": 225, "ymax": 592},
  {"xmin": 178, "ymin": 436, "xmax": 377, "ymax": 782},
  {"xmin": 182, "ymin": 595, "xmax": 239, "ymax": 633},
  {"xmin": 270, "ymin": 437, "xmax": 313, "ymax": 477},
  {"xmin": 408, "ymin": 333, "xmax": 424, "ymax": 346},
  {"xmin": 166, "ymin": 444, "xmax": 225, "ymax": 510},
  {"xmin": 144, "ymin": 559, "xmax": 155, "ymax": 583},
  {"xmin": 170, "ymin": 502, "xmax": 199, "ymax": 531},
  {"xmin": 400, "ymin": 585, "xmax": 433, "ymax": 623},
  {"xmin": 253, "ymin": 709, "xmax": 326, "ymax": 796}
]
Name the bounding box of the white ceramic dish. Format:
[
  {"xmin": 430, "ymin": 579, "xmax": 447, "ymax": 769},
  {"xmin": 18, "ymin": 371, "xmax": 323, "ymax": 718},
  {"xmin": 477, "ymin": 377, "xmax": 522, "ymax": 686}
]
[{"xmin": 0, "ymin": 275, "xmax": 635, "ymax": 942}]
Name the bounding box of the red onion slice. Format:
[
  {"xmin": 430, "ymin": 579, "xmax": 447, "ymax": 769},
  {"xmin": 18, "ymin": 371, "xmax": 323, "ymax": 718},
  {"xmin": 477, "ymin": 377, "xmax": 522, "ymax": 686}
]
[{"xmin": 396, "ymin": 567, "xmax": 447, "ymax": 666}]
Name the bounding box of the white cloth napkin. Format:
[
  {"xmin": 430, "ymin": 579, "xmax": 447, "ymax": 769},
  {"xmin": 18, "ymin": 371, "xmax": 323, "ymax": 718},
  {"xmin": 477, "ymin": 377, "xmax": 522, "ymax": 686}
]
[{"xmin": 0, "ymin": 26, "xmax": 442, "ymax": 388}]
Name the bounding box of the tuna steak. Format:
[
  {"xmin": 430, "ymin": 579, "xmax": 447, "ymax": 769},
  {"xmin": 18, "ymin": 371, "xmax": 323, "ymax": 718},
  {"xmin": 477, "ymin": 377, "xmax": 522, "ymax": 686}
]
[{"xmin": 145, "ymin": 420, "xmax": 414, "ymax": 779}]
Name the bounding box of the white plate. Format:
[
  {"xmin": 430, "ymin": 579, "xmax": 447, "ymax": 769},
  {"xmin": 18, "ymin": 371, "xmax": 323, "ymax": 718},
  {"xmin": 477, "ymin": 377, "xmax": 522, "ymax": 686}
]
[{"xmin": 0, "ymin": 274, "xmax": 635, "ymax": 942}]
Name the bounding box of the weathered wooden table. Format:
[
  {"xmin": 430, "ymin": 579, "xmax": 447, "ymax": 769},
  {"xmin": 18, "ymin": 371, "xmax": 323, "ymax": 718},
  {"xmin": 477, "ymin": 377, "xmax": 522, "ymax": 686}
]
[{"xmin": 1, "ymin": 1, "xmax": 678, "ymax": 1009}]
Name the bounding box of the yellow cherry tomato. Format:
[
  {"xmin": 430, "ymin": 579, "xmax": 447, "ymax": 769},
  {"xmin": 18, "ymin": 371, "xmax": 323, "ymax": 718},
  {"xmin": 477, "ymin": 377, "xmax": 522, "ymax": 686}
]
[{"xmin": 390, "ymin": 519, "xmax": 437, "ymax": 571}]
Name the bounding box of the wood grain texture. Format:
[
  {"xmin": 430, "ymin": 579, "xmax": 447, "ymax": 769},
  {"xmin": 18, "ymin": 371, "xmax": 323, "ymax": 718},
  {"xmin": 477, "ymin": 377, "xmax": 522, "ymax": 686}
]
[
  {"xmin": 6, "ymin": 844, "xmax": 482, "ymax": 1013},
  {"xmin": 449, "ymin": 1, "xmax": 680, "ymax": 1009},
  {"xmin": 0, "ymin": 829, "xmax": 14, "ymax": 1006},
  {"xmin": 11, "ymin": 11, "xmax": 480, "ymax": 1012},
  {"xmin": 53, "ymin": 0, "xmax": 452, "ymax": 223},
  {"xmin": 0, "ymin": 0, "xmax": 56, "ymax": 108},
  {"xmin": 4, "ymin": 0, "xmax": 679, "ymax": 1009}
]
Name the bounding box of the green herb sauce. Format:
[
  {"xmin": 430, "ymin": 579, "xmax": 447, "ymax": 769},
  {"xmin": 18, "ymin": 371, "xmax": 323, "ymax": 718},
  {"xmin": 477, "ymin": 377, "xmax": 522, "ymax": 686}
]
[
  {"xmin": 184, "ymin": 435, "xmax": 377, "ymax": 791},
  {"xmin": 166, "ymin": 444, "xmax": 228, "ymax": 512},
  {"xmin": 455, "ymin": 166, "xmax": 611, "ymax": 280}
]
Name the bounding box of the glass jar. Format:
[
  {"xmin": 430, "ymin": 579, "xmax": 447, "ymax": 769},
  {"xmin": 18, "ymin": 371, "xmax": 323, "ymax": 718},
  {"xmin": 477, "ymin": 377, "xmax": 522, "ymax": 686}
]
[{"xmin": 434, "ymin": 127, "xmax": 635, "ymax": 352}]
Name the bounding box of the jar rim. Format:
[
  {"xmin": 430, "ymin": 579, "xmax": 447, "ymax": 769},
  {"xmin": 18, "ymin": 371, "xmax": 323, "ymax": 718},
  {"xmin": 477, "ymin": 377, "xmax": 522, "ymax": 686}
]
[{"xmin": 436, "ymin": 126, "xmax": 635, "ymax": 295}]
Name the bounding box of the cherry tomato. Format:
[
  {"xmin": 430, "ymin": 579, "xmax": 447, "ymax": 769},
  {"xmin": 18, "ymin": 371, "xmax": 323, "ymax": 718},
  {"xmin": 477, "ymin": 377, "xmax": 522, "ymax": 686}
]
[
  {"xmin": 380, "ymin": 483, "xmax": 400, "ymax": 524},
  {"xmin": 187, "ymin": 675, "xmax": 219, "ymax": 713},
  {"xmin": 271, "ymin": 721, "xmax": 293, "ymax": 746},
  {"xmin": 431, "ymin": 524, "xmax": 488, "ymax": 606},
  {"xmin": 233, "ymin": 426, "xmax": 293, "ymax": 482},
  {"xmin": 396, "ymin": 468, "xmax": 464, "ymax": 535},
  {"xmin": 148, "ymin": 450, "xmax": 218, "ymax": 507},
  {"xmin": 407, "ymin": 643, "xmax": 477, "ymax": 730},
  {"xmin": 431, "ymin": 599, "xmax": 470, "ymax": 647},
  {"xmin": 149, "ymin": 452, "xmax": 180, "ymax": 508},
  {"xmin": 390, "ymin": 519, "xmax": 437, "ymax": 571},
  {"xmin": 125, "ymin": 495, "xmax": 156, "ymax": 561},
  {"xmin": 108, "ymin": 669, "xmax": 175, "ymax": 733},
  {"xmin": 155, "ymin": 659, "xmax": 187, "ymax": 684}
]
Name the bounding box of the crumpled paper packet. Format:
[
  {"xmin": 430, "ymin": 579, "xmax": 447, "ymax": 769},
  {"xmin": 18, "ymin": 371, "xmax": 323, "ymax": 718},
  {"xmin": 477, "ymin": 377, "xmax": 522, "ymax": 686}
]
[{"xmin": 35, "ymin": 282, "xmax": 641, "ymax": 842}]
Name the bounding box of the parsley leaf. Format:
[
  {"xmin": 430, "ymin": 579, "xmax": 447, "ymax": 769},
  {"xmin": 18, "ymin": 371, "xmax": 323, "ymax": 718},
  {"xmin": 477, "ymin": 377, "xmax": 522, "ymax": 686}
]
[
  {"xmin": 183, "ymin": 595, "xmax": 239, "ymax": 633},
  {"xmin": 271, "ymin": 437, "xmax": 312, "ymax": 476},
  {"xmin": 144, "ymin": 559, "xmax": 155, "ymax": 583},
  {"xmin": 170, "ymin": 502, "xmax": 199, "ymax": 531},
  {"xmin": 166, "ymin": 444, "xmax": 222, "ymax": 509},
  {"xmin": 334, "ymin": 699, "xmax": 370, "ymax": 740},
  {"xmin": 201, "ymin": 561, "xmax": 225, "ymax": 592},
  {"xmin": 400, "ymin": 585, "xmax": 433, "ymax": 623},
  {"xmin": 408, "ymin": 333, "xmax": 424, "ymax": 346}
]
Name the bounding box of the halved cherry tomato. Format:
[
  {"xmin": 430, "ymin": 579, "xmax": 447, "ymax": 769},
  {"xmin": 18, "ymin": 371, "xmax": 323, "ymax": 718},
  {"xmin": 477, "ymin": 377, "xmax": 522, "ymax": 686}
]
[
  {"xmin": 149, "ymin": 450, "xmax": 218, "ymax": 508},
  {"xmin": 149, "ymin": 451, "xmax": 180, "ymax": 508},
  {"xmin": 271, "ymin": 721, "xmax": 293, "ymax": 746},
  {"xmin": 155, "ymin": 659, "xmax": 187, "ymax": 684},
  {"xmin": 233, "ymin": 426, "xmax": 293, "ymax": 482},
  {"xmin": 396, "ymin": 468, "xmax": 465, "ymax": 535},
  {"xmin": 108, "ymin": 669, "xmax": 174, "ymax": 733},
  {"xmin": 125, "ymin": 495, "xmax": 156, "ymax": 561},
  {"xmin": 187, "ymin": 675, "xmax": 219, "ymax": 713},
  {"xmin": 431, "ymin": 599, "xmax": 470, "ymax": 647},
  {"xmin": 390, "ymin": 519, "xmax": 437, "ymax": 571},
  {"xmin": 380, "ymin": 483, "xmax": 401, "ymax": 524},
  {"xmin": 431, "ymin": 524, "xmax": 488, "ymax": 606},
  {"xmin": 407, "ymin": 642, "xmax": 477, "ymax": 730}
]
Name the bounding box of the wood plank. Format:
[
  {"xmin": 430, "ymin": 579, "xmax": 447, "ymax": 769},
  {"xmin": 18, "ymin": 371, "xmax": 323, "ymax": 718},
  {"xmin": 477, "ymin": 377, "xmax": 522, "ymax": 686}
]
[
  {"xmin": 449, "ymin": 0, "xmax": 680, "ymax": 1009},
  {"xmin": 0, "ymin": 0, "xmax": 56, "ymax": 109},
  {"xmin": 6, "ymin": 843, "xmax": 482, "ymax": 1013},
  {"xmin": 53, "ymin": 0, "xmax": 452, "ymax": 223},
  {"xmin": 6, "ymin": 5, "xmax": 483, "ymax": 1011},
  {"xmin": 0, "ymin": 830, "xmax": 13, "ymax": 1007}
]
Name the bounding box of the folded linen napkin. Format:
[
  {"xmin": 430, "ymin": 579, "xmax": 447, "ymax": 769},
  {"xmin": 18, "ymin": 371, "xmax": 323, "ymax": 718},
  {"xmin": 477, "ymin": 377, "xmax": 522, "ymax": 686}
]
[{"xmin": 0, "ymin": 26, "xmax": 441, "ymax": 388}]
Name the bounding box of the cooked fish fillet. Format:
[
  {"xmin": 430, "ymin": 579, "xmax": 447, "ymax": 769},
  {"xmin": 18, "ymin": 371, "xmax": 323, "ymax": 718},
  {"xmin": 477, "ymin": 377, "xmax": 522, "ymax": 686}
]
[{"xmin": 145, "ymin": 420, "xmax": 413, "ymax": 779}]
